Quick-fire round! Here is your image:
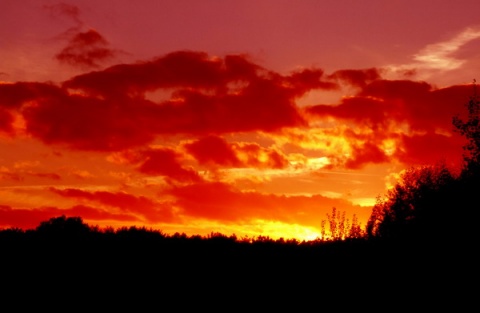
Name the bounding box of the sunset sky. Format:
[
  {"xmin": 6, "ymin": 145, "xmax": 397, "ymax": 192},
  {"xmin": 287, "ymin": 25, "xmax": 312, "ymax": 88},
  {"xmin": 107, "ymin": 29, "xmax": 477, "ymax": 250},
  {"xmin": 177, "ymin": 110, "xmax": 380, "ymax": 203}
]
[{"xmin": 1, "ymin": 0, "xmax": 480, "ymax": 240}]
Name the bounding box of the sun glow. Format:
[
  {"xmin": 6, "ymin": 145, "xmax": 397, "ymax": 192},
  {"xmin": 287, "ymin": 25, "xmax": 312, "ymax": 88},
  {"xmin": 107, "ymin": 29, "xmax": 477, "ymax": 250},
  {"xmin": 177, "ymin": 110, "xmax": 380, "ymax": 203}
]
[
  {"xmin": 144, "ymin": 218, "xmax": 322, "ymax": 242},
  {"xmin": 381, "ymin": 139, "xmax": 397, "ymax": 156},
  {"xmin": 306, "ymin": 157, "xmax": 331, "ymax": 170},
  {"xmin": 254, "ymin": 220, "xmax": 321, "ymax": 241}
]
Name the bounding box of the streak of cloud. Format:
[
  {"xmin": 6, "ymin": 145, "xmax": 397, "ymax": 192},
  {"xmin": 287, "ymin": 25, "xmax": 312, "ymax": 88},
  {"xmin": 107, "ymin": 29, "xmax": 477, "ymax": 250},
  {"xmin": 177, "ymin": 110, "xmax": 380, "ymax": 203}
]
[
  {"xmin": 414, "ymin": 27, "xmax": 480, "ymax": 70},
  {"xmin": 43, "ymin": 3, "xmax": 83, "ymax": 27},
  {"xmin": 383, "ymin": 26, "xmax": 480, "ymax": 82}
]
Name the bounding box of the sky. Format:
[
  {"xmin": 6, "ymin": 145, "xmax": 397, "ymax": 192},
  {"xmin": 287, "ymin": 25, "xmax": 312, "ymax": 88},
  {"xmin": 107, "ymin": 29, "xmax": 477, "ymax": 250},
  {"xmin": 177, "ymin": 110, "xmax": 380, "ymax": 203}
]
[{"xmin": 1, "ymin": 0, "xmax": 480, "ymax": 240}]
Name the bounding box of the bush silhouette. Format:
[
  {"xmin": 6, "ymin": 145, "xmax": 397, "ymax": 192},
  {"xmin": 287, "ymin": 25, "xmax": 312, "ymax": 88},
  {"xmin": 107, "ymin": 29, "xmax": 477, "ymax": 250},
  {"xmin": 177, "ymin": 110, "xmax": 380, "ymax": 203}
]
[{"xmin": 320, "ymin": 207, "xmax": 365, "ymax": 240}]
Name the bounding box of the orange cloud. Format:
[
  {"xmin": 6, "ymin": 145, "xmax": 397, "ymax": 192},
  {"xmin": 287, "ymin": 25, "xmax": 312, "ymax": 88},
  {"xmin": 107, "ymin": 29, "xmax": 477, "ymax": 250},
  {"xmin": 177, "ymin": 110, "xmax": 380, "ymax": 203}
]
[
  {"xmin": 168, "ymin": 181, "xmax": 367, "ymax": 228},
  {"xmin": 306, "ymin": 80, "xmax": 471, "ymax": 168},
  {"xmin": 183, "ymin": 135, "xmax": 289, "ymax": 169},
  {"xmin": 0, "ymin": 166, "xmax": 22, "ymax": 181},
  {"xmin": 30, "ymin": 172, "xmax": 61, "ymax": 180},
  {"xmin": 0, "ymin": 204, "xmax": 137, "ymax": 230},
  {"xmin": 0, "ymin": 107, "xmax": 14, "ymax": 134},
  {"xmin": 233, "ymin": 142, "xmax": 289, "ymax": 169}
]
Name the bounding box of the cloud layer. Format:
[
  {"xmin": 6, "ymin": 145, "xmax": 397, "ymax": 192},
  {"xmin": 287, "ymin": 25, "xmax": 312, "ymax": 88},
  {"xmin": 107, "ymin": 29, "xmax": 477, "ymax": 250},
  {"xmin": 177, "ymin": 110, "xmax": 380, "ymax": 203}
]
[{"xmin": 0, "ymin": 45, "xmax": 472, "ymax": 238}]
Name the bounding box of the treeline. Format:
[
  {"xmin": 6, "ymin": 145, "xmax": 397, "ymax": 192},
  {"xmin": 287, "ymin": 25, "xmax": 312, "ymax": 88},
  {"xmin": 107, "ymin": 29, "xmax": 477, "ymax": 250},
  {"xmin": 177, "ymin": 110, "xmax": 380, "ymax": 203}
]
[{"xmin": 0, "ymin": 214, "xmax": 365, "ymax": 251}]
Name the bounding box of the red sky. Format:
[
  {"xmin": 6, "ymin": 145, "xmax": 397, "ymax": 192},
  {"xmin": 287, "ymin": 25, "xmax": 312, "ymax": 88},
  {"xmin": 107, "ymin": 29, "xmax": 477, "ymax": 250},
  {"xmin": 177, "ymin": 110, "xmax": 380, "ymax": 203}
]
[{"xmin": 1, "ymin": 0, "xmax": 479, "ymax": 240}]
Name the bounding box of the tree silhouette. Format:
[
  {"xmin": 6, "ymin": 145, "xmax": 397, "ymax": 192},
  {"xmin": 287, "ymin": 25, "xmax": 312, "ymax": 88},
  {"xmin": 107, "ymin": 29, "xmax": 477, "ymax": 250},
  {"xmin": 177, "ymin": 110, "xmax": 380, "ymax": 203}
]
[
  {"xmin": 35, "ymin": 215, "xmax": 92, "ymax": 240},
  {"xmin": 366, "ymin": 162, "xmax": 457, "ymax": 240},
  {"xmin": 452, "ymin": 80, "xmax": 480, "ymax": 173},
  {"xmin": 321, "ymin": 207, "xmax": 364, "ymax": 240},
  {"xmin": 367, "ymin": 82, "xmax": 480, "ymax": 242}
]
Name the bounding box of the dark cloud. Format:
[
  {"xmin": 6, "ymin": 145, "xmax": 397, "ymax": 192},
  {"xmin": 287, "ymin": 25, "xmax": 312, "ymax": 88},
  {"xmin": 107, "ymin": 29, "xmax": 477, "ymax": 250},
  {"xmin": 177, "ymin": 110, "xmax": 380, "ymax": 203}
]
[
  {"xmin": 50, "ymin": 188, "xmax": 175, "ymax": 223},
  {"xmin": 55, "ymin": 29, "xmax": 119, "ymax": 69},
  {"xmin": 286, "ymin": 68, "xmax": 338, "ymax": 94},
  {"xmin": 306, "ymin": 80, "xmax": 472, "ymax": 168},
  {"xmin": 0, "ymin": 107, "xmax": 14, "ymax": 134},
  {"xmin": 395, "ymin": 132, "xmax": 465, "ymax": 166},
  {"xmin": 62, "ymin": 52, "xmax": 329, "ymax": 136},
  {"xmin": 328, "ymin": 68, "xmax": 381, "ymax": 88},
  {"xmin": 44, "ymin": 4, "xmax": 120, "ymax": 69},
  {"xmin": 137, "ymin": 148, "xmax": 202, "ymax": 183},
  {"xmin": 0, "ymin": 183, "xmax": 367, "ymax": 230},
  {"xmin": 184, "ymin": 135, "xmax": 241, "ymax": 167},
  {"xmin": 63, "ymin": 51, "xmax": 234, "ymax": 95},
  {"xmin": 307, "ymin": 96, "xmax": 389, "ymax": 129},
  {"xmin": 0, "ymin": 82, "xmax": 63, "ymax": 108},
  {"xmin": 1, "ymin": 51, "xmax": 332, "ymax": 151},
  {"xmin": 0, "ymin": 204, "xmax": 139, "ymax": 230},
  {"xmin": 345, "ymin": 142, "xmax": 389, "ymax": 169},
  {"xmin": 68, "ymin": 204, "xmax": 139, "ymax": 223},
  {"xmin": 23, "ymin": 93, "xmax": 155, "ymax": 151},
  {"xmin": 308, "ymin": 80, "xmax": 472, "ymax": 133},
  {"xmin": 0, "ymin": 205, "xmax": 61, "ymax": 229},
  {"xmin": 184, "ymin": 135, "xmax": 289, "ymax": 169}
]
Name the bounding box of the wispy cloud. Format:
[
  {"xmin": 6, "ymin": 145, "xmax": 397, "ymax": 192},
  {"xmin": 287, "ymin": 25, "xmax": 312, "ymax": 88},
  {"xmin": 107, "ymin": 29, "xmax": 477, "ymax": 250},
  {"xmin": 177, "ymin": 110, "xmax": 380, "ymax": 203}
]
[
  {"xmin": 43, "ymin": 3, "xmax": 83, "ymax": 27},
  {"xmin": 44, "ymin": 3, "xmax": 122, "ymax": 69},
  {"xmin": 414, "ymin": 26, "xmax": 480, "ymax": 70},
  {"xmin": 384, "ymin": 26, "xmax": 480, "ymax": 81}
]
